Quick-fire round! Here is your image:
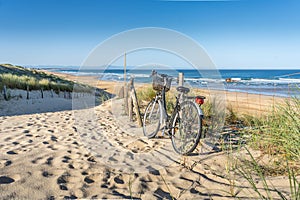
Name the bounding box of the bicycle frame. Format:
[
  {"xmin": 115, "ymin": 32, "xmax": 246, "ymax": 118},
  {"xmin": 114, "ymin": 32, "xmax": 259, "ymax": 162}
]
[
  {"xmin": 153, "ymin": 86, "xmax": 182, "ymax": 135},
  {"xmin": 153, "ymin": 90, "xmax": 168, "ymax": 126}
]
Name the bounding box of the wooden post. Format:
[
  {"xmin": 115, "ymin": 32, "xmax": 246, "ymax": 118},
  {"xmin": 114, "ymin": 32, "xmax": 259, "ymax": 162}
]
[
  {"xmin": 118, "ymin": 86, "xmax": 124, "ymax": 98},
  {"xmin": 3, "ymin": 85, "xmax": 8, "ymax": 101},
  {"xmin": 132, "ymin": 87, "xmax": 142, "ymax": 127},
  {"xmin": 51, "ymin": 89, "xmax": 54, "ymax": 98},
  {"xmin": 129, "ymin": 78, "xmax": 142, "ymax": 127},
  {"xmin": 41, "ymin": 88, "xmax": 44, "ymax": 98},
  {"xmin": 178, "ymin": 72, "xmax": 184, "ymax": 86},
  {"xmin": 27, "ymin": 85, "xmax": 29, "ymax": 99},
  {"xmin": 128, "ymin": 94, "xmax": 133, "ymax": 121},
  {"xmin": 64, "ymin": 91, "xmax": 66, "ymax": 98},
  {"xmin": 124, "ymin": 52, "xmax": 129, "ymax": 114},
  {"xmin": 128, "ymin": 78, "xmax": 134, "ymax": 118}
]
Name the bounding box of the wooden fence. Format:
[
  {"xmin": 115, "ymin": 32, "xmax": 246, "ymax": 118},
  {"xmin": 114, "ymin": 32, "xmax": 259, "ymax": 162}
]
[
  {"xmin": 123, "ymin": 78, "xmax": 143, "ymax": 127},
  {"xmin": 1, "ymin": 84, "xmax": 86, "ymax": 101}
]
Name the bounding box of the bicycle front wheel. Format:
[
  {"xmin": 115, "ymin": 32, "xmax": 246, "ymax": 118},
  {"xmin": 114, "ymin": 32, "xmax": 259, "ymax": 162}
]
[
  {"xmin": 171, "ymin": 101, "xmax": 202, "ymax": 155},
  {"xmin": 143, "ymin": 99, "xmax": 161, "ymax": 138}
]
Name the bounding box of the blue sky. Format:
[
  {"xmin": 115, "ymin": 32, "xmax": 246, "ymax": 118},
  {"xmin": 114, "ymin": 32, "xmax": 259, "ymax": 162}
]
[{"xmin": 0, "ymin": 0, "xmax": 299, "ymax": 69}]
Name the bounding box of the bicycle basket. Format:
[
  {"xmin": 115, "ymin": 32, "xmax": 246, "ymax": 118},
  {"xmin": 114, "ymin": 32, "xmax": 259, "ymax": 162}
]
[{"xmin": 152, "ymin": 73, "xmax": 172, "ymax": 92}]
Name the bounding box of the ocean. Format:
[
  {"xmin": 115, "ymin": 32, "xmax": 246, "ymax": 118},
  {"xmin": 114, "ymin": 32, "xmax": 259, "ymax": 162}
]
[{"xmin": 38, "ymin": 67, "xmax": 300, "ymax": 97}]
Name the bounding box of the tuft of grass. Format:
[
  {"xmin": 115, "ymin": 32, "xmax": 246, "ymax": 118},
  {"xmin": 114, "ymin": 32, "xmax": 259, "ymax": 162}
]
[
  {"xmin": 226, "ymin": 106, "xmax": 239, "ymax": 124},
  {"xmin": 136, "ymin": 86, "xmax": 156, "ymax": 105},
  {"xmin": 249, "ymin": 97, "xmax": 300, "ymax": 164},
  {"xmin": 38, "ymin": 79, "xmax": 50, "ymax": 90},
  {"xmin": 237, "ymin": 147, "xmax": 300, "ymax": 200},
  {"xmin": 136, "ymin": 86, "xmax": 176, "ymax": 114}
]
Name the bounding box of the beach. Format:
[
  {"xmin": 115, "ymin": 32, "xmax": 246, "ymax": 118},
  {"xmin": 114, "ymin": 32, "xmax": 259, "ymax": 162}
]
[
  {"xmin": 2, "ymin": 0, "xmax": 300, "ymax": 198},
  {"xmin": 0, "ymin": 70, "xmax": 294, "ymax": 199}
]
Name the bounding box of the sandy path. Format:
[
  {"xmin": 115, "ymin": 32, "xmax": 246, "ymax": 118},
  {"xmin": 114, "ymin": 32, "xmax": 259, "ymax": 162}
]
[{"xmin": 0, "ymin": 98, "xmax": 291, "ymax": 199}]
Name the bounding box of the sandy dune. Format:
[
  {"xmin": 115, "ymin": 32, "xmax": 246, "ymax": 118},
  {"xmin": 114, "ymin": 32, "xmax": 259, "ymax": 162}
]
[{"xmin": 0, "ymin": 96, "xmax": 291, "ymax": 199}]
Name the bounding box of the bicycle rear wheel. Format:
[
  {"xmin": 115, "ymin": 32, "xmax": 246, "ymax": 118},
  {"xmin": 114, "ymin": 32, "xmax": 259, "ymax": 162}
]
[
  {"xmin": 171, "ymin": 101, "xmax": 202, "ymax": 155},
  {"xmin": 143, "ymin": 99, "xmax": 161, "ymax": 138}
]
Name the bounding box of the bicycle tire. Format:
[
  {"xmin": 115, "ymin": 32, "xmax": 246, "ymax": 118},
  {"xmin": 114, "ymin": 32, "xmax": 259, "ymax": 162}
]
[
  {"xmin": 171, "ymin": 100, "xmax": 202, "ymax": 155},
  {"xmin": 143, "ymin": 99, "xmax": 161, "ymax": 138}
]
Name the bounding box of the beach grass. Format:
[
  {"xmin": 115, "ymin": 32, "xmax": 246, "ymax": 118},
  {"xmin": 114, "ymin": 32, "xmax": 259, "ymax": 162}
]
[
  {"xmin": 0, "ymin": 64, "xmax": 94, "ymax": 93},
  {"xmin": 136, "ymin": 85, "xmax": 175, "ymax": 114},
  {"xmin": 236, "ymin": 147, "xmax": 300, "ymax": 199},
  {"xmin": 247, "ymin": 97, "xmax": 300, "ymax": 168}
]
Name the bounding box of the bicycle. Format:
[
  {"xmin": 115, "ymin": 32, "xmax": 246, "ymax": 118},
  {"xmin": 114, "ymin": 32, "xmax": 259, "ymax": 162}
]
[{"xmin": 142, "ymin": 70, "xmax": 206, "ymax": 155}]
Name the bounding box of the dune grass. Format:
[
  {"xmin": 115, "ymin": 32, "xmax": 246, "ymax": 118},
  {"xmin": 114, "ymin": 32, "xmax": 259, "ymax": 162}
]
[
  {"xmin": 136, "ymin": 85, "xmax": 175, "ymax": 114},
  {"xmin": 247, "ymin": 97, "xmax": 300, "ymax": 165},
  {"xmin": 236, "ymin": 147, "xmax": 300, "ymax": 200},
  {"xmin": 0, "ymin": 64, "xmax": 94, "ymax": 93}
]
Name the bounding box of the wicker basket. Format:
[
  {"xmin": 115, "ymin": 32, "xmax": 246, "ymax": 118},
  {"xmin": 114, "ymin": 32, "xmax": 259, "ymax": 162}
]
[{"xmin": 152, "ymin": 73, "xmax": 172, "ymax": 92}]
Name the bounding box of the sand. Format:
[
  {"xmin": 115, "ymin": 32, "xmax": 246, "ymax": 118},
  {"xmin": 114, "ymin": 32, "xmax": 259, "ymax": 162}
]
[
  {"xmin": 0, "ymin": 98, "xmax": 292, "ymax": 199},
  {"xmin": 0, "ymin": 70, "xmax": 293, "ymax": 199}
]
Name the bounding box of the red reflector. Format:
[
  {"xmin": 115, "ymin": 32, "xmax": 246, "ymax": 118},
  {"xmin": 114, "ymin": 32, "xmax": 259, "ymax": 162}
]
[{"xmin": 195, "ymin": 97, "xmax": 204, "ymax": 105}]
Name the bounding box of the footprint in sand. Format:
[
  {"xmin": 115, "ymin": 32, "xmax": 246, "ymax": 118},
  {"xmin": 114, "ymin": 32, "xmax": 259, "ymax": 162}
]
[
  {"xmin": 64, "ymin": 195, "xmax": 77, "ymax": 199},
  {"xmin": 0, "ymin": 160, "xmax": 12, "ymax": 168},
  {"xmin": 42, "ymin": 171, "xmax": 53, "ymax": 178},
  {"xmin": 23, "ymin": 130, "xmax": 30, "ymax": 134},
  {"xmin": 114, "ymin": 176, "xmax": 124, "ymax": 184},
  {"xmin": 84, "ymin": 176, "xmax": 95, "ymax": 184},
  {"xmin": 6, "ymin": 150, "xmax": 18, "ymax": 155},
  {"xmin": 57, "ymin": 174, "xmax": 69, "ymax": 190},
  {"xmin": 5, "ymin": 160, "xmax": 12, "ymax": 166},
  {"xmin": 62, "ymin": 156, "xmax": 71, "ymax": 163},
  {"xmin": 46, "ymin": 157, "xmax": 54, "ymax": 165},
  {"xmin": 0, "ymin": 176, "xmax": 15, "ymax": 184},
  {"xmin": 125, "ymin": 138, "xmax": 162, "ymax": 153},
  {"xmin": 50, "ymin": 135, "xmax": 58, "ymax": 142},
  {"xmin": 68, "ymin": 164, "xmax": 75, "ymax": 169},
  {"xmin": 59, "ymin": 185, "xmax": 68, "ymax": 190}
]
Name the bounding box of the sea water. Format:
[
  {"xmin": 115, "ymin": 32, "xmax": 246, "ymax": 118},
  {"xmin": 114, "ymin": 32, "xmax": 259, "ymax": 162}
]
[{"xmin": 32, "ymin": 66, "xmax": 300, "ymax": 98}]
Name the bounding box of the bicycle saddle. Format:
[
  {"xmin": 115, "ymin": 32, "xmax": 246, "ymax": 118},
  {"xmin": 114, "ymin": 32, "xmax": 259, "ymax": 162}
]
[{"xmin": 176, "ymin": 86, "xmax": 190, "ymax": 94}]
